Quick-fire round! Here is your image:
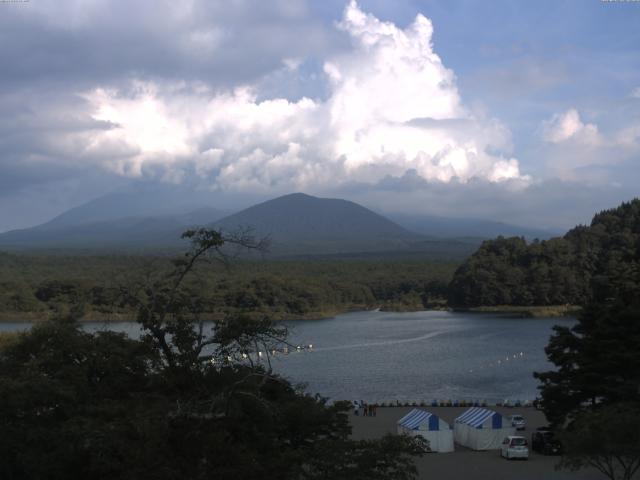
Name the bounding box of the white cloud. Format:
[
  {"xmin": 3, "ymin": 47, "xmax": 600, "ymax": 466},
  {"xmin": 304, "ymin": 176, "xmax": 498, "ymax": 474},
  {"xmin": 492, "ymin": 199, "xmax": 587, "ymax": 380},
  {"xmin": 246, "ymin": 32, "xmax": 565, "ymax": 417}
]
[
  {"xmin": 537, "ymin": 107, "xmax": 640, "ymax": 183},
  {"xmin": 79, "ymin": 1, "xmax": 527, "ymax": 192},
  {"xmin": 541, "ymin": 108, "xmax": 600, "ymax": 144}
]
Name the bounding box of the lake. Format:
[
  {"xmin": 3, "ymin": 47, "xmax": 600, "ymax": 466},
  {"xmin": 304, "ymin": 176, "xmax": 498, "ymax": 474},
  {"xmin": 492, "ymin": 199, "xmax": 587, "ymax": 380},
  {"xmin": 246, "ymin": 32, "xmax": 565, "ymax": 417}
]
[
  {"xmin": 0, "ymin": 310, "xmax": 572, "ymax": 404},
  {"xmin": 278, "ymin": 310, "xmax": 572, "ymax": 404}
]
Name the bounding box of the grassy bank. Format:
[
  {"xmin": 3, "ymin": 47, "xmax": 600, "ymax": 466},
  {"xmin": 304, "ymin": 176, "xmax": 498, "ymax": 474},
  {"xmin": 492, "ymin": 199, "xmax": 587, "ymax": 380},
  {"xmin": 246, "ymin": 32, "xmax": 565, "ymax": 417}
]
[
  {"xmin": 458, "ymin": 304, "xmax": 581, "ymax": 318},
  {"xmin": 0, "ymin": 304, "xmax": 378, "ymax": 323}
]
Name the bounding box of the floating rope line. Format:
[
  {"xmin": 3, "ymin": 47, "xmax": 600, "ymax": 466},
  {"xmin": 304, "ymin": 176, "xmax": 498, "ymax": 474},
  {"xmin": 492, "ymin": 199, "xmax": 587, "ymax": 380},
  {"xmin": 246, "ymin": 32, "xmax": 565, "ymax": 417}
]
[{"xmin": 468, "ymin": 352, "xmax": 525, "ymax": 373}]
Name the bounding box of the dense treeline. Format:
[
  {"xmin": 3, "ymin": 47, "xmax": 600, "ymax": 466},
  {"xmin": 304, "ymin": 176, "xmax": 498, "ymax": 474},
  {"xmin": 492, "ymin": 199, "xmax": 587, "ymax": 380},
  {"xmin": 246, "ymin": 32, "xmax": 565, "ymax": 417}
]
[
  {"xmin": 0, "ymin": 254, "xmax": 455, "ymax": 320},
  {"xmin": 449, "ymin": 199, "xmax": 640, "ymax": 307}
]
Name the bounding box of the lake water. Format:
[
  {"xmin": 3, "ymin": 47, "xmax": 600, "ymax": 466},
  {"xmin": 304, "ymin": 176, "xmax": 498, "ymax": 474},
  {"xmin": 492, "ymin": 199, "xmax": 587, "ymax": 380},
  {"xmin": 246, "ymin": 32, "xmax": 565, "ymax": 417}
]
[
  {"xmin": 0, "ymin": 310, "xmax": 572, "ymax": 404},
  {"xmin": 279, "ymin": 310, "xmax": 572, "ymax": 404}
]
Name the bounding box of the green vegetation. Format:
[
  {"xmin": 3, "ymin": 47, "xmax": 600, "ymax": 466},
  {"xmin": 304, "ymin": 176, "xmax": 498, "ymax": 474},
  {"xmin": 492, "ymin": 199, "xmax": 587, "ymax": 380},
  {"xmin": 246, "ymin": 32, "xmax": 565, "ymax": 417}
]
[
  {"xmin": 460, "ymin": 304, "xmax": 581, "ymax": 318},
  {"xmin": 534, "ymin": 296, "xmax": 640, "ymax": 479},
  {"xmin": 557, "ymin": 403, "xmax": 640, "ymax": 480},
  {"xmin": 449, "ymin": 199, "xmax": 640, "ymax": 308},
  {"xmin": 535, "ymin": 298, "xmax": 640, "ymax": 425},
  {"xmin": 0, "ymin": 251, "xmax": 456, "ymax": 321},
  {"xmin": 8, "ymin": 199, "xmax": 640, "ymax": 321},
  {"xmin": 531, "ymin": 200, "xmax": 640, "ymax": 480},
  {"xmin": 0, "ymin": 229, "xmax": 425, "ymax": 480},
  {"xmin": 0, "ymin": 332, "xmax": 18, "ymax": 351}
]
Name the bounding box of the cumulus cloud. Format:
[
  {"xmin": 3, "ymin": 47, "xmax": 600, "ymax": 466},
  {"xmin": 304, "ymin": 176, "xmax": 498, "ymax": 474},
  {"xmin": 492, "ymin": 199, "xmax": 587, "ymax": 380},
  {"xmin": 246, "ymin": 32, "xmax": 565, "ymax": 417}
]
[
  {"xmin": 541, "ymin": 108, "xmax": 600, "ymax": 144},
  {"xmin": 79, "ymin": 1, "xmax": 527, "ymax": 193},
  {"xmin": 536, "ymin": 107, "xmax": 640, "ymax": 183}
]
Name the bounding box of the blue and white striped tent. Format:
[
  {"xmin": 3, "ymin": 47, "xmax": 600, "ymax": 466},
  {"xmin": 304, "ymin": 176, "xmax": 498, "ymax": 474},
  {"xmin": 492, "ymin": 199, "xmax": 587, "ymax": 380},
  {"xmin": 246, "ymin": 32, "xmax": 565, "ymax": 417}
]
[
  {"xmin": 397, "ymin": 409, "xmax": 454, "ymax": 453},
  {"xmin": 454, "ymin": 407, "xmax": 515, "ymax": 450}
]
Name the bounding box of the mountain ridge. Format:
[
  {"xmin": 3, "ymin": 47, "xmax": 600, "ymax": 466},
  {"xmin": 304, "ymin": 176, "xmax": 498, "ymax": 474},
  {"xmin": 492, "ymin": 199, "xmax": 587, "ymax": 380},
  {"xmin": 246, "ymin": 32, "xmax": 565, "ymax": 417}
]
[{"xmin": 0, "ymin": 190, "xmax": 556, "ymax": 256}]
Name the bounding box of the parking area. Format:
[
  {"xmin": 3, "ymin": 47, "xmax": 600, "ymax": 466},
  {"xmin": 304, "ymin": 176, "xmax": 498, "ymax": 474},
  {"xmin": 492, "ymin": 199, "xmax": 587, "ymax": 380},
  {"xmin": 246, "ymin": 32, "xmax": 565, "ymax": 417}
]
[{"xmin": 350, "ymin": 406, "xmax": 602, "ymax": 480}]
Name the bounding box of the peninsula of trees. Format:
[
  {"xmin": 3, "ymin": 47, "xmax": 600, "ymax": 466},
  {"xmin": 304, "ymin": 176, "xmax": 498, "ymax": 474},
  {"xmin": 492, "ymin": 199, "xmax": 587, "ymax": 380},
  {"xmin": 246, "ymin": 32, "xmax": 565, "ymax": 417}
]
[{"xmin": 448, "ymin": 199, "xmax": 640, "ymax": 308}]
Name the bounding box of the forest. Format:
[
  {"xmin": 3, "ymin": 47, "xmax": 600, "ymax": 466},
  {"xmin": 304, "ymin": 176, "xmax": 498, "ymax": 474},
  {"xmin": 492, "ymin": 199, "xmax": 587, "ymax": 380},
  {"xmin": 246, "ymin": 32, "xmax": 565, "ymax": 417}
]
[
  {"xmin": 448, "ymin": 199, "xmax": 640, "ymax": 308},
  {"xmin": 0, "ymin": 253, "xmax": 455, "ymax": 321}
]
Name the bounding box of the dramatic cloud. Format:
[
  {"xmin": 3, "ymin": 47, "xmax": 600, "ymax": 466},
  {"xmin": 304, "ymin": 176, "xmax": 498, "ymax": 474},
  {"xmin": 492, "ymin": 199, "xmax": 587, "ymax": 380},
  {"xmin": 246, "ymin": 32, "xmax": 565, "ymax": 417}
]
[
  {"xmin": 79, "ymin": 1, "xmax": 526, "ymax": 192},
  {"xmin": 1, "ymin": 0, "xmax": 639, "ymax": 232}
]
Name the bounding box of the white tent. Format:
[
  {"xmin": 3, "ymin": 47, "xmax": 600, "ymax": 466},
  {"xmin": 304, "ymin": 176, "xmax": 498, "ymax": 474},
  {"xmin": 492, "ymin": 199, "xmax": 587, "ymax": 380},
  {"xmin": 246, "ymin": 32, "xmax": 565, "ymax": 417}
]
[
  {"xmin": 454, "ymin": 407, "xmax": 515, "ymax": 450},
  {"xmin": 396, "ymin": 409, "xmax": 454, "ymax": 453}
]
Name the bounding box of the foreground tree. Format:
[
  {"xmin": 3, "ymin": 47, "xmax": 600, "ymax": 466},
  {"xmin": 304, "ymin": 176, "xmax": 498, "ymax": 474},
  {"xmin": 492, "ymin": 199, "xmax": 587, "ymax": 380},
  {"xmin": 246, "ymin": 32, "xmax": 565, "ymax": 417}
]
[
  {"xmin": 558, "ymin": 404, "xmax": 640, "ymax": 480},
  {"xmin": 535, "ymin": 298, "xmax": 640, "ymax": 427},
  {"xmin": 535, "ymin": 278, "xmax": 640, "ymax": 479},
  {"xmin": 0, "ymin": 229, "xmax": 424, "ymax": 480}
]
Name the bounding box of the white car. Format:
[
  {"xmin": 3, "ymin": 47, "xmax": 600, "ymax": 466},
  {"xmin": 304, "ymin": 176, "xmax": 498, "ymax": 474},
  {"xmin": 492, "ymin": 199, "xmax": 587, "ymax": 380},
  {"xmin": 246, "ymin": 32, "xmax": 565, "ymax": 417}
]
[
  {"xmin": 509, "ymin": 414, "xmax": 526, "ymax": 430},
  {"xmin": 500, "ymin": 435, "xmax": 529, "ymax": 460}
]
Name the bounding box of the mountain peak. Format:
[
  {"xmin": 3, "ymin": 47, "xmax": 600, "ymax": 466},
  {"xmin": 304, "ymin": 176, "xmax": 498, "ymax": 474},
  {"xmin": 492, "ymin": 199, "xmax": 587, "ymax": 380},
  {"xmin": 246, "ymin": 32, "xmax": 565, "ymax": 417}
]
[
  {"xmin": 279, "ymin": 192, "xmax": 316, "ymax": 200},
  {"xmin": 213, "ymin": 193, "xmax": 421, "ymax": 254}
]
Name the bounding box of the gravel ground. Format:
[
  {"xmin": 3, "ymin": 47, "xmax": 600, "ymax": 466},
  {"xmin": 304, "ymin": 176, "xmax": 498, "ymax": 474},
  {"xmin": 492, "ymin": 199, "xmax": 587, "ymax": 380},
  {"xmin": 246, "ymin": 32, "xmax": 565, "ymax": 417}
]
[{"xmin": 350, "ymin": 406, "xmax": 603, "ymax": 480}]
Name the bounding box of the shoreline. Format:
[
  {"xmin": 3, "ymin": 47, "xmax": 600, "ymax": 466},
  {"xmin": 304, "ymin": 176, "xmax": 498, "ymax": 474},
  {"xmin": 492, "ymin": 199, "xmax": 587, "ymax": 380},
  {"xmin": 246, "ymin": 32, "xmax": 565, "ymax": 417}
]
[
  {"xmin": 453, "ymin": 304, "xmax": 581, "ymax": 318},
  {"xmin": 0, "ymin": 304, "xmax": 578, "ymax": 323}
]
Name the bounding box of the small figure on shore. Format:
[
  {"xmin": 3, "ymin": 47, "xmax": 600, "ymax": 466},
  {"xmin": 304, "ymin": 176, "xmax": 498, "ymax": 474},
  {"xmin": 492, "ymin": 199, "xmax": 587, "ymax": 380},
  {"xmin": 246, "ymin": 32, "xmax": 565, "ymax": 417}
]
[
  {"xmin": 363, "ymin": 403, "xmax": 368, "ymax": 416},
  {"xmin": 372, "ymin": 404, "xmax": 377, "ymax": 417}
]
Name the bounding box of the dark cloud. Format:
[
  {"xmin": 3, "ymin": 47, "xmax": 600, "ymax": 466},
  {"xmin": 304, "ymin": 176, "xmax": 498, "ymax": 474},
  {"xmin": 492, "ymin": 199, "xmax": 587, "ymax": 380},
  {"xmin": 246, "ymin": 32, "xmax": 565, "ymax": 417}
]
[
  {"xmin": 0, "ymin": 89, "xmax": 118, "ymax": 195},
  {"xmin": 0, "ymin": 1, "xmax": 344, "ymax": 91}
]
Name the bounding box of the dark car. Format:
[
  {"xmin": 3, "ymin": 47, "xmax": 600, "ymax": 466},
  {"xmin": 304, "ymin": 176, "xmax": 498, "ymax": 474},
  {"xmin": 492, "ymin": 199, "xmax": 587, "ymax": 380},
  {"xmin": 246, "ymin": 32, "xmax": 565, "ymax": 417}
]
[{"xmin": 531, "ymin": 427, "xmax": 562, "ymax": 455}]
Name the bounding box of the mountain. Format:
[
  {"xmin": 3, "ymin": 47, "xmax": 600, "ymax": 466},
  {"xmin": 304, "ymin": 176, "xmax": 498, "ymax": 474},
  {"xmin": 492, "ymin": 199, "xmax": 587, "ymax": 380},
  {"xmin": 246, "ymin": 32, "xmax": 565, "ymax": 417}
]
[
  {"xmin": 387, "ymin": 213, "xmax": 559, "ymax": 240},
  {"xmin": 0, "ymin": 189, "xmax": 546, "ymax": 257},
  {"xmin": 39, "ymin": 184, "xmax": 225, "ymax": 229},
  {"xmin": 0, "ymin": 208, "xmax": 227, "ymax": 250},
  {"xmin": 213, "ymin": 193, "xmax": 424, "ymax": 255},
  {"xmin": 0, "ymin": 192, "xmax": 424, "ymax": 254}
]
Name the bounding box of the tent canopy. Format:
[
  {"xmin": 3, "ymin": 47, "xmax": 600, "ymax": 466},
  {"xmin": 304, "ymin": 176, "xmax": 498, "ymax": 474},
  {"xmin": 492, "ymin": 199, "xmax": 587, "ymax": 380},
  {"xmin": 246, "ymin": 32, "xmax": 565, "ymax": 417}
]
[
  {"xmin": 397, "ymin": 409, "xmax": 454, "ymax": 453},
  {"xmin": 455, "ymin": 407, "xmax": 503, "ymax": 429},
  {"xmin": 398, "ymin": 409, "xmax": 441, "ymax": 431}
]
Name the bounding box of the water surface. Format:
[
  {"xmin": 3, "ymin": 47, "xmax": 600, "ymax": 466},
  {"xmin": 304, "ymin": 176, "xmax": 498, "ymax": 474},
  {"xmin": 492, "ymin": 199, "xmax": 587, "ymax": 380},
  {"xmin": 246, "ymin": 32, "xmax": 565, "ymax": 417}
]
[
  {"xmin": 276, "ymin": 310, "xmax": 570, "ymax": 403},
  {"xmin": 1, "ymin": 310, "xmax": 571, "ymax": 403}
]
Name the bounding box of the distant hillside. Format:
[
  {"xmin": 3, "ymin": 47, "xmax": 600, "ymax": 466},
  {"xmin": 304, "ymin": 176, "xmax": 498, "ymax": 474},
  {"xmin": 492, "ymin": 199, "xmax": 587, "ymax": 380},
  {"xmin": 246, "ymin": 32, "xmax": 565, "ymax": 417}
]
[
  {"xmin": 213, "ymin": 193, "xmax": 424, "ymax": 255},
  {"xmin": 448, "ymin": 198, "xmax": 640, "ymax": 307},
  {"xmin": 0, "ymin": 192, "xmax": 427, "ymax": 255},
  {"xmin": 40, "ymin": 184, "xmax": 224, "ymax": 229},
  {"xmin": 0, "ymin": 208, "xmax": 227, "ymax": 250},
  {"xmin": 0, "ymin": 189, "xmax": 539, "ymax": 259},
  {"xmin": 388, "ymin": 213, "xmax": 558, "ymax": 240}
]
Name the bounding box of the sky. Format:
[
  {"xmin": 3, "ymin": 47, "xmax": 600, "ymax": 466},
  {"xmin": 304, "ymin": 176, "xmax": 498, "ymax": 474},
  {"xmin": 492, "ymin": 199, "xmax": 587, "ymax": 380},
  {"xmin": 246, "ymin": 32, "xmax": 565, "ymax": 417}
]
[{"xmin": 0, "ymin": 0, "xmax": 639, "ymax": 232}]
